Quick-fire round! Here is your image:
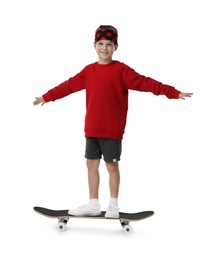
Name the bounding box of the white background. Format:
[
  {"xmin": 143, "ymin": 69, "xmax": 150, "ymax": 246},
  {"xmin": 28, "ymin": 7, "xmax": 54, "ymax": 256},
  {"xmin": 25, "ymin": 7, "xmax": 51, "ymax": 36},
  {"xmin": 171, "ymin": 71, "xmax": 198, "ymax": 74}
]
[{"xmin": 0, "ymin": 0, "xmax": 206, "ymax": 259}]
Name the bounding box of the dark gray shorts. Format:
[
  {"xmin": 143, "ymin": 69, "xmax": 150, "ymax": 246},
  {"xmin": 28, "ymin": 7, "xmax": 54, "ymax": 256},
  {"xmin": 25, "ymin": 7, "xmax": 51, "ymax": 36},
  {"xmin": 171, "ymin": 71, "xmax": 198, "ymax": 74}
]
[{"xmin": 85, "ymin": 137, "xmax": 122, "ymax": 163}]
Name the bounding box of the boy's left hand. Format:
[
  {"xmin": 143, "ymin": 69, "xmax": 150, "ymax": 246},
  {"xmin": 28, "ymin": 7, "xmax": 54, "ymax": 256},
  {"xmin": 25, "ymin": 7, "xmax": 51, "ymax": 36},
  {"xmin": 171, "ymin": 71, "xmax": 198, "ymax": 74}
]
[
  {"xmin": 179, "ymin": 92, "xmax": 193, "ymax": 100},
  {"xmin": 33, "ymin": 96, "xmax": 46, "ymax": 106}
]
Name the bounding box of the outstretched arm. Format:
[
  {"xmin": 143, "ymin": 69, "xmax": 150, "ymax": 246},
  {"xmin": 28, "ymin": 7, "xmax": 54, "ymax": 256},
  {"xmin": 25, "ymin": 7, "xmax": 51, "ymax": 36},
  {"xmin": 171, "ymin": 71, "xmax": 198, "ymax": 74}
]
[
  {"xmin": 33, "ymin": 96, "xmax": 46, "ymax": 106},
  {"xmin": 178, "ymin": 92, "xmax": 193, "ymax": 100}
]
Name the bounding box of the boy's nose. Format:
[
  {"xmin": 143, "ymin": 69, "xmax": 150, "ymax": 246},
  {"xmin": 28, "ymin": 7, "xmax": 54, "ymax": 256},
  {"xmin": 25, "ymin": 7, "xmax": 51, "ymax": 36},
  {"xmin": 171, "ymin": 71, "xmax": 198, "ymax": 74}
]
[{"xmin": 102, "ymin": 44, "xmax": 107, "ymax": 49}]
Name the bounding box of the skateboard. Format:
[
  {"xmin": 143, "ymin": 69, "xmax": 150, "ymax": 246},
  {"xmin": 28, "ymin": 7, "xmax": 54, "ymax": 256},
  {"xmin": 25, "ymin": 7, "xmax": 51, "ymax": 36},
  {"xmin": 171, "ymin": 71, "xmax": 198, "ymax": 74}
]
[{"xmin": 34, "ymin": 206, "xmax": 154, "ymax": 233}]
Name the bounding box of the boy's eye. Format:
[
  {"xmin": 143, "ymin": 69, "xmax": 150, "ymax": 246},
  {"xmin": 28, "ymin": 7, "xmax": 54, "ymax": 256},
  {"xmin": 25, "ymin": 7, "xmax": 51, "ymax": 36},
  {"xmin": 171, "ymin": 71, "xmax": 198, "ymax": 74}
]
[{"xmin": 97, "ymin": 42, "xmax": 113, "ymax": 47}]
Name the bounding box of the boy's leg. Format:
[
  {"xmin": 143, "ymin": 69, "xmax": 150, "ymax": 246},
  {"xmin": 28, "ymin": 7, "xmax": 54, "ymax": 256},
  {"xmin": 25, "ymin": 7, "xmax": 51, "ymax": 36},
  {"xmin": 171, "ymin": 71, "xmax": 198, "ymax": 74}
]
[
  {"xmin": 68, "ymin": 159, "xmax": 101, "ymax": 216},
  {"xmin": 99, "ymin": 138, "xmax": 121, "ymax": 218},
  {"xmin": 105, "ymin": 162, "xmax": 120, "ymax": 218},
  {"xmin": 68, "ymin": 139, "xmax": 102, "ymax": 216},
  {"xmin": 105, "ymin": 162, "xmax": 120, "ymax": 198},
  {"xmin": 87, "ymin": 159, "xmax": 100, "ymax": 199},
  {"xmin": 85, "ymin": 137, "xmax": 102, "ymax": 200}
]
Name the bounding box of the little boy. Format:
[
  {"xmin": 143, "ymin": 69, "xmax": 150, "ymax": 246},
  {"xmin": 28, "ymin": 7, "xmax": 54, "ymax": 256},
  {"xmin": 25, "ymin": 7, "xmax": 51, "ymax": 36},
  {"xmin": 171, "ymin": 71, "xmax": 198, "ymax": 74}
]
[{"xmin": 33, "ymin": 25, "xmax": 193, "ymax": 218}]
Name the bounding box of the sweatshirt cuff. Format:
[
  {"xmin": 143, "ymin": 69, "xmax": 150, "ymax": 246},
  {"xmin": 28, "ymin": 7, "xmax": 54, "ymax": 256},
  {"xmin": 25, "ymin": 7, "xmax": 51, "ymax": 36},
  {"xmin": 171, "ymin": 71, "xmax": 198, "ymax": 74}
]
[{"xmin": 42, "ymin": 92, "xmax": 52, "ymax": 102}]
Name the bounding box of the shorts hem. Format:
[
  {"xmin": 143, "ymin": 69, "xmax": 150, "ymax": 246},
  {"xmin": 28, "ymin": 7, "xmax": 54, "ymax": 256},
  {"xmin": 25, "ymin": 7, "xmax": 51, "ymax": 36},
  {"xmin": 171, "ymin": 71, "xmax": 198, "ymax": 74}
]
[
  {"xmin": 104, "ymin": 158, "xmax": 120, "ymax": 163},
  {"xmin": 85, "ymin": 155, "xmax": 102, "ymax": 160}
]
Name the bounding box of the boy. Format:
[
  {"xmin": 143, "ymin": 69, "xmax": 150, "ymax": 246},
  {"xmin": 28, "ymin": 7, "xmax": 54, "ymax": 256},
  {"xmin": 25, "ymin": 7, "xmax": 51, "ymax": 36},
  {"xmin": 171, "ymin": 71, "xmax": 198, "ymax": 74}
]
[{"xmin": 33, "ymin": 25, "xmax": 193, "ymax": 218}]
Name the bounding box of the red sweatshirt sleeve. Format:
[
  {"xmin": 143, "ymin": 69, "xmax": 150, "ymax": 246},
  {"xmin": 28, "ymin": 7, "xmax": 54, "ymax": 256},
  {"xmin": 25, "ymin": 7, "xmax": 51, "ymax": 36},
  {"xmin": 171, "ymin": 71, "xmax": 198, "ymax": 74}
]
[
  {"xmin": 122, "ymin": 64, "xmax": 180, "ymax": 99},
  {"xmin": 43, "ymin": 68, "xmax": 86, "ymax": 102}
]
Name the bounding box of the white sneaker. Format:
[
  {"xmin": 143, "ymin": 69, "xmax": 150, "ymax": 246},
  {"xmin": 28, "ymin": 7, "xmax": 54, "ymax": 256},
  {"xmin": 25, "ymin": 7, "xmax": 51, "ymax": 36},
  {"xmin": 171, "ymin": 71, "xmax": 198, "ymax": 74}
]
[
  {"xmin": 68, "ymin": 204, "xmax": 101, "ymax": 216},
  {"xmin": 105, "ymin": 205, "xmax": 119, "ymax": 218}
]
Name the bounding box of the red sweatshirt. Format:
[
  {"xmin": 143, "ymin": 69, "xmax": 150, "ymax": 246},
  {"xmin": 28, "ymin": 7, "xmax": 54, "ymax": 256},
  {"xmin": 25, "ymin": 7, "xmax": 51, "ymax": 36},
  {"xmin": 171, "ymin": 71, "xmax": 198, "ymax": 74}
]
[{"xmin": 43, "ymin": 61, "xmax": 180, "ymax": 140}]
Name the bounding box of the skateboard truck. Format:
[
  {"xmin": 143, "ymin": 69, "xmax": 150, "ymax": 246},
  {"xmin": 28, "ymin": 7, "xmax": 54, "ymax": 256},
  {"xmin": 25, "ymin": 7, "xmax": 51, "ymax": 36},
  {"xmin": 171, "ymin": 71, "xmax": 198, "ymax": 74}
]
[
  {"xmin": 57, "ymin": 217, "xmax": 132, "ymax": 233},
  {"xmin": 120, "ymin": 220, "xmax": 132, "ymax": 233},
  {"xmin": 58, "ymin": 218, "xmax": 69, "ymax": 231}
]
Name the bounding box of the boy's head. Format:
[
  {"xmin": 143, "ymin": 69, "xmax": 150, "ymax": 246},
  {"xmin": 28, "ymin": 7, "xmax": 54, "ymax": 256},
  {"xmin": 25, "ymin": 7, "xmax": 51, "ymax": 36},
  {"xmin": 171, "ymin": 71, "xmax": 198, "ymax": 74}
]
[{"xmin": 95, "ymin": 25, "xmax": 118, "ymax": 46}]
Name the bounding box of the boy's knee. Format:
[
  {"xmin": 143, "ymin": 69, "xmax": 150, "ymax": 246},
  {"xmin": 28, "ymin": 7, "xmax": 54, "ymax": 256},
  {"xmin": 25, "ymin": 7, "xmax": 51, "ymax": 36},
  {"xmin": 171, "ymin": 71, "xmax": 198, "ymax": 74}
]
[
  {"xmin": 105, "ymin": 162, "xmax": 119, "ymax": 172},
  {"xmin": 86, "ymin": 159, "xmax": 100, "ymax": 170}
]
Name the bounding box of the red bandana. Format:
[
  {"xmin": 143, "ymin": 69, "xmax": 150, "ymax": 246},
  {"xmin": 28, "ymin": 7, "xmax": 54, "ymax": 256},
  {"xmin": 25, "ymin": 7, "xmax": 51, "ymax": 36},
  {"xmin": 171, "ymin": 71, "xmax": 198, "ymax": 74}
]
[{"xmin": 95, "ymin": 28, "xmax": 118, "ymax": 45}]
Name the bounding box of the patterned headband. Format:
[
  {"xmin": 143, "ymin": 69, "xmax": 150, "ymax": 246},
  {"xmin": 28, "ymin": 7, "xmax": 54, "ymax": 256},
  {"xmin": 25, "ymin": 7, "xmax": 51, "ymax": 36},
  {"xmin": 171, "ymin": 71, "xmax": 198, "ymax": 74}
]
[{"xmin": 95, "ymin": 28, "xmax": 118, "ymax": 45}]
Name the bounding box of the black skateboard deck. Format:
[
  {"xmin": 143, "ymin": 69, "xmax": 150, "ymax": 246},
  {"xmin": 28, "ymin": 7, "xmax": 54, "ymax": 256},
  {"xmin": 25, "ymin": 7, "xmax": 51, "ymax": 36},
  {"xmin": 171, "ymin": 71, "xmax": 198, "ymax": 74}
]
[{"xmin": 34, "ymin": 206, "xmax": 154, "ymax": 233}]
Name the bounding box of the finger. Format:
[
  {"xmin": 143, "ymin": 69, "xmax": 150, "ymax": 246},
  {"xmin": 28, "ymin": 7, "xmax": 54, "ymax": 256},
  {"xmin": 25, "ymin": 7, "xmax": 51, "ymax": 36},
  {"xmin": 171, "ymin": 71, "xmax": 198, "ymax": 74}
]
[
  {"xmin": 33, "ymin": 100, "xmax": 41, "ymax": 105},
  {"xmin": 33, "ymin": 98, "xmax": 38, "ymax": 105},
  {"xmin": 185, "ymin": 93, "xmax": 193, "ymax": 97}
]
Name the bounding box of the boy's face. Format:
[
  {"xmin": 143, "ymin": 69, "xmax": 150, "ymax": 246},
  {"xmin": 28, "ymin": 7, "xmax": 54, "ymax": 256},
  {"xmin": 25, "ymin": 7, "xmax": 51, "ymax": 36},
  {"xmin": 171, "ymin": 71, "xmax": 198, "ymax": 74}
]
[{"xmin": 94, "ymin": 40, "xmax": 118, "ymax": 64}]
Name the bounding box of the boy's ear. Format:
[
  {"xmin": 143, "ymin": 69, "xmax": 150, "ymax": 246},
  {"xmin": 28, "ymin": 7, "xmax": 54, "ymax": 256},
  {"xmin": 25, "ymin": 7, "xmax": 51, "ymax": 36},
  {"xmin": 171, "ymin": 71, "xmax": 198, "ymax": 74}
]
[
  {"xmin": 94, "ymin": 42, "xmax": 96, "ymax": 49},
  {"xmin": 115, "ymin": 44, "xmax": 118, "ymax": 51}
]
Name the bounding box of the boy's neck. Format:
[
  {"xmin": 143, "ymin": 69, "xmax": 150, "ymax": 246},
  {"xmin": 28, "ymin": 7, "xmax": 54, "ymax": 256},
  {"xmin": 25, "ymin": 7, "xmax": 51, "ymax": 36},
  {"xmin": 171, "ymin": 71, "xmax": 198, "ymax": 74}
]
[{"xmin": 98, "ymin": 59, "xmax": 113, "ymax": 65}]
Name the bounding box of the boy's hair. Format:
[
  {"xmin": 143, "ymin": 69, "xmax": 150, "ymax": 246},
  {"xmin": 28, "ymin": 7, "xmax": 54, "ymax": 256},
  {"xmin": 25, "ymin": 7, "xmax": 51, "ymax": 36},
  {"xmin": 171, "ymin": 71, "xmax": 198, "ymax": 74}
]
[{"xmin": 95, "ymin": 25, "xmax": 118, "ymax": 45}]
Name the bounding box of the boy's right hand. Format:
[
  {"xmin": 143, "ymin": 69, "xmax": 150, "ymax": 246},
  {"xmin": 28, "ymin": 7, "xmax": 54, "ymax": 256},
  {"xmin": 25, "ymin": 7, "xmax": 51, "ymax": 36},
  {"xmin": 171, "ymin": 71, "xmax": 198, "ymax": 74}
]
[{"xmin": 33, "ymin": 96, "xmax": 46, "ymax": 106}]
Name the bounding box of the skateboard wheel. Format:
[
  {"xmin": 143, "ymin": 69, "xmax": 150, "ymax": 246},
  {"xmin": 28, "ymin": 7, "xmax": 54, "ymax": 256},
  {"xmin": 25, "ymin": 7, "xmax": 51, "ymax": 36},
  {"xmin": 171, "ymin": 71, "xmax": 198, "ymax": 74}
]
[
  {"xmin": 57, "ymin": 218, "xmax": 68, "ymax": 231},
  {"xmin": 57, "ymin": 222, "xmax": 67, "ymax": 231},
  {"xmin": 123, "ymin": 224, "xmax": 132, "ymax": 234}
]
